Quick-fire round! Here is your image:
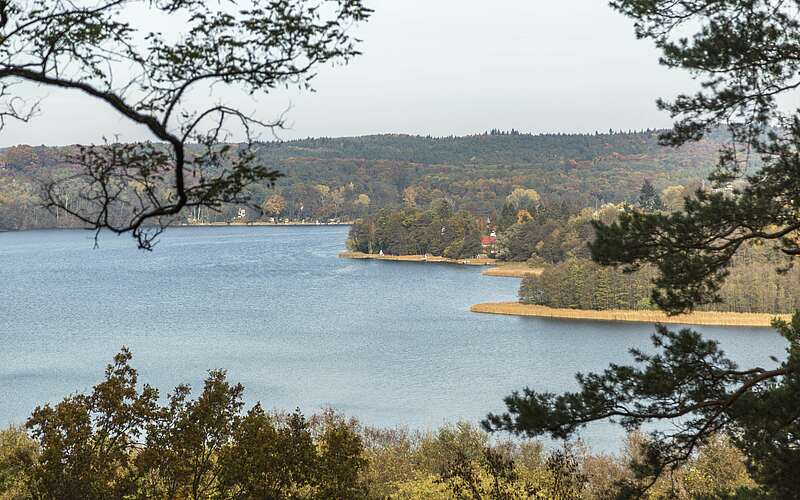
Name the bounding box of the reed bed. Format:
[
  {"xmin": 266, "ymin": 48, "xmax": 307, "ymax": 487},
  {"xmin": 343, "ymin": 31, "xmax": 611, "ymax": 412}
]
[
  {"xmin": 470, "ymin": 302, "xmax": 789, "ymax": 327},
  {"xmin": 481, "ymin": 263, "xmax": 544, "ymax": 278}
]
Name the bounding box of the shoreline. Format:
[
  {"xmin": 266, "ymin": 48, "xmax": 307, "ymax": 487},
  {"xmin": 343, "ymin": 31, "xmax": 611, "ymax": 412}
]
[
  {"xmin": 335, "ymin": 251, "xmax": 789, "ymax": 328},
  {"xmin": 183, "ymin": 221, "xmax": 353, "ymax": 227},
  {"xmin": 338, "ymin": 251, "xmax": 496, "ymax": 266},
  {"xmin": 470, "ymin": 302, "xmax": 789, "ymax": 327},
  {"xmin": 0, "ymin": 221, "xmax": 354, "ymax": 233},
  {"xmin": 481, "ymin": 262, "xmax": 543, "ymax": 277},
  {"xmin": 339, "ymin": 251, "xmax": 545, "ymax": 275}
]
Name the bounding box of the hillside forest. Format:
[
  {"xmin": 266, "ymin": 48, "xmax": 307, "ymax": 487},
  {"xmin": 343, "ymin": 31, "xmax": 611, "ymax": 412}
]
[{"xmin": 0, "ymin": 130, "xmax": 720, "ymax": 230}]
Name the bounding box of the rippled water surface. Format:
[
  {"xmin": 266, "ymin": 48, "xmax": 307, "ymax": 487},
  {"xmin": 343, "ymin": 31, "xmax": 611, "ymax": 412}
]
[{"xmin": 0, "ymin": 226, "xmax": 786, "ymax": 451}]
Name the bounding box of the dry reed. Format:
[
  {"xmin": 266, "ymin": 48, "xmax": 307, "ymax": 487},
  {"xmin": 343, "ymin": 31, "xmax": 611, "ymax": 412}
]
[{"xmin": 470, "ymin": 302, "xmax": 788, "ymax": 327}]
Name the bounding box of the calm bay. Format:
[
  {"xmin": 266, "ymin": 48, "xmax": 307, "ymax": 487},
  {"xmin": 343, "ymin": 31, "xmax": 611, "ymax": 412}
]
[{"xmin": 0, "ymin": 226, "xmax": 786, "ymax": 451}]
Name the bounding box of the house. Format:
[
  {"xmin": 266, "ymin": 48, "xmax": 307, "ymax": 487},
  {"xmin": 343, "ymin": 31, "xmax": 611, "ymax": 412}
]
[{"xmin": 477, "ymin": 234, "xmax": 497, "ymax": 259}]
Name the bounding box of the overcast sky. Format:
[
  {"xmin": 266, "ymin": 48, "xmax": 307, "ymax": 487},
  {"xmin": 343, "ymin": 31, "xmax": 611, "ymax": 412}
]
[{"xmin": 0, "ymin": 0, "xmax": 699, "ymax": 147}]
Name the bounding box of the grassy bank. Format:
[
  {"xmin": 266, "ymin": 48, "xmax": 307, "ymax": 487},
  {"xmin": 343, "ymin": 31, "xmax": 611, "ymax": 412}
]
[
  {"xmin": 470, "ymin": 301, "xmax": 789, "ymax": 327},
  {"xmin": 339, "ymin": 251, "xmax": 496, "ymax": 266}
]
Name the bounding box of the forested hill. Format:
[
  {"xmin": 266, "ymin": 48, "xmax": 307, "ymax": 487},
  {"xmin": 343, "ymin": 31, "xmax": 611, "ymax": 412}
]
[
  {"xmin": 259, "ymin": 129, "xmax": 719, "ymax": 165},
  {"xmin": 255, "ymin": 131, "xmax": 721, "ymax": 215},
  {"xmin": 0, "ymin": 130, "xmax": 723, "ymax": 229}
]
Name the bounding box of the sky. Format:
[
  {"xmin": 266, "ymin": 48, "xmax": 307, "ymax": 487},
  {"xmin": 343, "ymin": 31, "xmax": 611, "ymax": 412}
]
[{"xmin": 0, "ymin": 0, "xmax": 699, "ymax": 147}]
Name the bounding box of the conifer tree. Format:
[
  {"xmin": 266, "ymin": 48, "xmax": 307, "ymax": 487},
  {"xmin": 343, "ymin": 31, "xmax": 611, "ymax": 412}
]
[
  {"xmin": 636, "ymin": 180, "xmax": 664, "ymax": 211},
  {"xmin": 487, "ymin": 1, "xmax": 800, "ymax": 496}
]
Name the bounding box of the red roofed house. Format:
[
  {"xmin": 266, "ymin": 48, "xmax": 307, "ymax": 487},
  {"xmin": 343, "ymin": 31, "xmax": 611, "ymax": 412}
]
[{"xmin": 480, "ymin": 234, "xmax": 497, "ymax": 257}]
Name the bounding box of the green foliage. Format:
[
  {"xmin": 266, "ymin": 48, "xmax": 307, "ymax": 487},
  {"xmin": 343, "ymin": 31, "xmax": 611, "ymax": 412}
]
[
  {"xmin": 26, "ymin": 348, "xmax": 158, "ymax": 498},
  {"xmin": 496, "ymin": 220, "xmax": 555, "ymax": 262},
  {"xmin": 505, "ymin": 188, "xmax": 542, "ymax": 214},
  {"xmin": 436, "ymin": 447, "xmax": 535, "ymax": 499},
  {"xmin": 636, "ymin": 180, "xmax": 664, "ymax": 212},
  {"xmin": 519, "ymin": 258, "xmax": 644, "ymax": 310},
  {"xmin": 313, "ymin": 411, "xmax": 369, "ymax": 499},
  {"xmin": 135, "ymin": 369, "xmax": 244, "ymax": 498},
  {"xmin": 358, "ymin": 423, "xmax": 754, "ymax": 500},
  {"xmin": 496, "ymin": 206, "xmax": 597, "ymax": 263},
  {"xmin": 600, "ymin": 432, "xmax": 757, "ymax": 500},
  {"xmin": 0, "ymin": 427, "xmax": 36, "ymax": 500},
  {"xmin": 496, "ymin": 203, "xmax": 517, "ymax": 233},
  {"xmin": 217, "ymin": 406, "xmax": 315, "ymax": 497},
  {"xmin": 486, "ymin": 313, "xmax": 800, "ymax": 499},
  {"xmin": 348, "ymin": 207, "xmax": 483, "ymax": 259},
  {"xmin": 520, "ymin": 248, "xmax": 800, "ymax": 314},
  {"xmin": 349, "ymin": 193, "xmax": 600, "ymax": 263},
  {"xmin": 360, "ymin": 422, "xmax": 578, "ymax": 500},
  {"xmin": 1, "ymin": 364, "xmax": 761, "ymax": 500},
  {"xmin": 592, "ymin": 0, "xmax": 800, "ymax": 313},
  {"xmin": 496, "ymin": 4, "xmax": 800, "ymax": 495},
  {"xmin": 18, "ymin": 349, "xmax": 366, "ymax": 499}
]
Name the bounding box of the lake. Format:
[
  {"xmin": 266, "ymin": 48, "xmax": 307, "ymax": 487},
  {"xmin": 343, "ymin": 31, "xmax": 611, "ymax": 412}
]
[{"xmin": 0, "ymin": 226, "xmax": 787, "ymax": 452}]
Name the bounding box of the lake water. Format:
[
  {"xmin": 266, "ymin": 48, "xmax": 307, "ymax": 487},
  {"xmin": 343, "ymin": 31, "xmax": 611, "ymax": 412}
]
[{"xmin": 0, "ymin": 226, "xmax": 788, "ymax": 452}]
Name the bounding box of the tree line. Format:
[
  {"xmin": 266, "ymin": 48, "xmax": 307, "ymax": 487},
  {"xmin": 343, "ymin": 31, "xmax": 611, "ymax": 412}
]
[
  {"xmin": 519, "ymin": 245, "xmax": 800, "ymax": 314},
  {"xmin": 345, "ymin": 181, "xmax": 703, "ymax": 264},
  {"xmin": 0, "ymin": 349, "xmax": 761, "ymax": 499},
  {"xmin": 347, "ymin": 201, "xmax": 483, "ymax": 259},
  {"xmin": 0, "ymin": 130, "xmax": 721, "ymax": 231}
]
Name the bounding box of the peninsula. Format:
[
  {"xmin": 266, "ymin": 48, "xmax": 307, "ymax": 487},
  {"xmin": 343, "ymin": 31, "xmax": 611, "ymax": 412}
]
[{"xmin": 470, "ymin": 302, "xmax": 789, "ymax": 327}]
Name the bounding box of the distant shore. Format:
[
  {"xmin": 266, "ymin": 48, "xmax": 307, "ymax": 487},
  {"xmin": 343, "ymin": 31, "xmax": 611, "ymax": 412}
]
[
  {"xmin": 338, "ymin": 251, "xmax": 496, "ymax": 266},
  {"xmin": 0, "ymin": 221, "xmax": 354, "ymax": 233},
  {"xmin": 184, "ymin": 221, "xmax": 353, "ymax": 227},
  {"xmin": 470, "ymin": 302, "xmax": 788, "ymax": 327}
]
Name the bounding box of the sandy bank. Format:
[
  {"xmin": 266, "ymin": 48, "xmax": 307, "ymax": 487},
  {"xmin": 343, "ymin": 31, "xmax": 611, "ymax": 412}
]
[
  {"xmin": 338, "ymin": 251, "xmax": 496, "ymax": 266},
  {"xmin": 470, "ymin": 302, "xmax": 788, "ymax": 327},
  {"xmin": 338, "ymin": 251, "xmax": 551, "ymax": 274}
]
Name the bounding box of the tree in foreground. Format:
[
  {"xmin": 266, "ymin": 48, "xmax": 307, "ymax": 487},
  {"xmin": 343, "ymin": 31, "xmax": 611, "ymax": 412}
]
[
  {"xmin": 0, "ymin": 349, "xmax": 763, "ymax": 499},
  {"xmin": 16, "ymin": 348, "xmax": 366, "ymax": 499},
  {"xmin": 487, "ymin": 1, "xmax": 800, "ymax": 497},
  {"xmin": 0, "ymin": 0, "xmax": 370, "ymax": 249}
]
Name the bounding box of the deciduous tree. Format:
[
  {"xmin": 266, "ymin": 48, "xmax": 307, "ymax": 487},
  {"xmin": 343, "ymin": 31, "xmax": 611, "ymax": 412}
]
[
  {"xmin": 261, "ymin": 193, "xmax": 286, "ymax": 219},
  {"xmin": 0, "ymin": 0, "xmax": 370, "ymax": 248}
]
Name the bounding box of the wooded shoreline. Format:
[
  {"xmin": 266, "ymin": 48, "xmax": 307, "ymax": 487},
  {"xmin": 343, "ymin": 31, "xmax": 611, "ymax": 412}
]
[
  {"xmin": 338, "ymin": 251, "xmax": 548, "ymax": 276},
  {"xmin": 343, "ymin": 250, "xmax": 789, "ymax": 327},
  {"xmin": 338, "ymin": 251, "xmax": 497, "ymax": 266},
  {"xmin": 470, "ymin": 302, "xmax": 788, "ymax": 327}
]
